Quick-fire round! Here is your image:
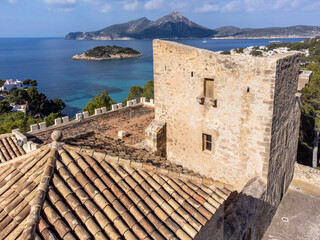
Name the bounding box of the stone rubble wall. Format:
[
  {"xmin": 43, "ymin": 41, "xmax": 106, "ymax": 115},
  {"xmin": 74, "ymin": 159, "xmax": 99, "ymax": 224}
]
[
  {"xmin": 153, "ymin": 39, "xmax": 297, "ymax": 189},
  {"xmin": 27, "ymin": 98, "xmax": 154, "ymax": 135}
]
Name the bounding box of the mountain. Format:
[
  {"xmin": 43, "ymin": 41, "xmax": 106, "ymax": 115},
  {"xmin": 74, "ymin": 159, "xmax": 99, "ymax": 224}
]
[
  {"xmin": 65, "ymin": 12, "xmax": 217, "ymax": 40},
  {"xmin": 214, "ymin": 25, "xmax": 320, "ymax": 38},
  {"xmin": 65, "ymin": 12, "xmax": 320, "ymax": 40}
]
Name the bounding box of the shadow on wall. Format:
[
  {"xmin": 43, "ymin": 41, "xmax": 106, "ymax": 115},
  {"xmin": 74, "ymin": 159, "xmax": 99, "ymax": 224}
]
[
  {"xmin": 223, "ymin": 177, "xmax": 277, "ymax": 240},
  {"xmin": 194, "ymin": 177, "xmax": 277, "ymax": 240}
]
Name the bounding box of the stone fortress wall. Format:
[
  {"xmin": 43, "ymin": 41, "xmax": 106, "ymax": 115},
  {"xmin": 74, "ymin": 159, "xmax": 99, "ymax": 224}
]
[{"xmin": 13, "ymin": 98, "xmax": 154, "ymax": 152}]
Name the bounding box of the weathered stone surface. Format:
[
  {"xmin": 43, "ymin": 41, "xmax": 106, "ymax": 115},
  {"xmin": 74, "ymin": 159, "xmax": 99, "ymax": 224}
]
[{"xmin": 153, "ymin": 40, "xmax": 301, "ymax": 192}]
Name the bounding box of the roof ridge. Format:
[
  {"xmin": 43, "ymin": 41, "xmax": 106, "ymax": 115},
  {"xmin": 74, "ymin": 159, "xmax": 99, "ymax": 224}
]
[
  {"xmin": 63, "ymin": 144, "xmax": 234, "ymax": 190},
  {"xmin": 20, "ymin": 148, "xmax": 58, "ymax": 240},
  {"xmin": 0, "ymin": 133, "xmax": 13, "ymax": 139}
]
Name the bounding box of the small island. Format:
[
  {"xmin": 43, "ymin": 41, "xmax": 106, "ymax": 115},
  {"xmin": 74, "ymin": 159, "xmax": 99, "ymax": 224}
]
[{"xmin": 72, "ymin": 45, "xmax": 142, "ymax": 60}]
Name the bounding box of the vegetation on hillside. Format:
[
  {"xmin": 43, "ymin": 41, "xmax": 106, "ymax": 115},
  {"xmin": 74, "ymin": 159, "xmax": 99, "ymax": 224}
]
[
  {"xmin": 268, "ymin": 36, "xmax": 320, "ymax": 62},
  {"xmin": 0, "ymin": 112, "xmax": 42, "ymax": 134},
  {"xmin": 84, "ymin": 45, "xmax": 141, "ymax": 58},
  {"xmin": 0, "ymin": 78, "xmax": 66, "ymax": 134}
]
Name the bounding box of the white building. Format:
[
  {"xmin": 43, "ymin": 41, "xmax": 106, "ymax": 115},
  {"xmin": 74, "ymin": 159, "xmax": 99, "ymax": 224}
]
[{"xmin": 0, "ymin": 79, "xmax": 24, "ymax": 92}]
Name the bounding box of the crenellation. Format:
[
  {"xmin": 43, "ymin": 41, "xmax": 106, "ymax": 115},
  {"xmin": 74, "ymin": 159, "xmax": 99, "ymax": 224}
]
[
  {"xmin": 30, "ymin": 124, "xmax": 39, "ymax": 133},
  {"xmin": 101, "ymin": 107, "xmax": 107, "ymax": 114},
  {"xmin": 83, "ymin": 111, "xmax": 89, "ymax": 119},
  {"xmin": 62, "ymin": 116, "xmax": 69, "ymax": 124},
  {"xmin": 112, "ymin": 104, "xmax": 118, "ymax": 110},
  {"xmin": 95, "ymin": 108, "xmax": 102, "ymax": 115},
  {"xmin": 39, "ymin": 122, "xmax": 46, "ymax": 130},
  {"xmin": 54, "ymin": 118, "xmax": 62, "ymax": 126},
  {"xmin": 76, "ymin": 113, "xmax": 83, "ymax": 120},
  {"xmin": 117, "ymin": 103, "xmax": 123, "ymax": 109}
]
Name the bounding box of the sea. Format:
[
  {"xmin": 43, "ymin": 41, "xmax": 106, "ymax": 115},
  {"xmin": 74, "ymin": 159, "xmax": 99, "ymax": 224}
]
[{"xmin": 0, "ymin": 37, "xmax": 304, "ymax": 117}]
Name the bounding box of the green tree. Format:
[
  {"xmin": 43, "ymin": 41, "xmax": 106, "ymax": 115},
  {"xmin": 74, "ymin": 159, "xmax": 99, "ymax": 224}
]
[
  {"xmin": 23, "ymin": 79, "xmax": 38, "ymax": 87},
  {"xmin": 235, "ymin": 48, "xmax": 244, "ymax": 53},
  {"xmin": 251, "ymin": 50, "xmax": 263, "ymax": 56},
  {"xmin": 83, "ymin": 90, "xmax": 115, "ymax": 115},
  {"xmin": 0, "ymin": 101, "xmax": 12, "ymax": 114},
  {"xmin": 141, "ymin": 80, "xmax": 154, "ymax": 100},
  {"xmin": 7, "ymin": 89, "xmax": 30, "ymax": 105},
  {"xmin": 0, "ymin": 79, "xmax": 5, "ymax": 88},
  {"xmin": 45, "ymin": 112, "xmax": 61, "ymax": 127},
  {"xmin": 220, "ymin": 50, "xmax": 231, "ymax": 55},
  {"xmin": 0, "ymin": 112, "xmax": 41, "ymax": 134}
]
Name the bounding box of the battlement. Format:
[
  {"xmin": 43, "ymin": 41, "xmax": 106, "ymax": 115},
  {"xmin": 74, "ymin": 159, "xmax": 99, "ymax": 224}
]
[{"xmin": 28, "ymin": 98, "xmax": 154, "ymax": 134}]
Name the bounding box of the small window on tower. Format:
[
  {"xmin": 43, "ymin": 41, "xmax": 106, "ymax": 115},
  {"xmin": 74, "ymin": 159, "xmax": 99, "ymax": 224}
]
[
  {"xmin": 204, "ymin": 78, "xmax": 214, "ymax": 98},
  {"xmin": 203, "ymin": 134, "xmax": 212, "ymax": 151}
]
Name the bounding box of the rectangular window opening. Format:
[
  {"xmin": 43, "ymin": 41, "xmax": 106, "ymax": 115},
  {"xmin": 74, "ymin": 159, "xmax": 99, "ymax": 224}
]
[
  {"xmin": 204, "ymin": 78, "xmax": 214, "ymax": 98},
  {"xmin": 203, "ymin": 134, "xmax": 213, "ymax": 151}
]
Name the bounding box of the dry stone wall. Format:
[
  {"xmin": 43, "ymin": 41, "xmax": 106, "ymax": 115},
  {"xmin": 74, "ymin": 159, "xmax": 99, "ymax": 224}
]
[{"xmin": 153, "ymin": 40, "xmax": 299, "ymax": 189}]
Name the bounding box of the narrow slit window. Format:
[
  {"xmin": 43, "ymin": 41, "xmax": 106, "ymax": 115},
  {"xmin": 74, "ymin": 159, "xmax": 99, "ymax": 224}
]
[
  {"xmin": 204, "ymin": 78, "xmax": 214, "ymax": 98},
  {"xmin": 203, "ymin": 134, "xmax": 212, "ymax": 151}
]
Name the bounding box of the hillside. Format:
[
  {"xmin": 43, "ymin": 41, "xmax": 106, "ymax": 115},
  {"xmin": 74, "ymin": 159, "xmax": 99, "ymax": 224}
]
[{"xmin": 66, "ymin": 12, "xmax": 320, "ymax": 40}]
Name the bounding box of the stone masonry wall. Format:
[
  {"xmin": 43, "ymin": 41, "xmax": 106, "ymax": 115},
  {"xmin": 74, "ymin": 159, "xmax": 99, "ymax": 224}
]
[
  {"xmin": 266, "ymin": 54, "xmax": 300, "ymax": 206},
  {"xmin": 153, "ymin": 40, "xmax": 294, "ymax": 189}
]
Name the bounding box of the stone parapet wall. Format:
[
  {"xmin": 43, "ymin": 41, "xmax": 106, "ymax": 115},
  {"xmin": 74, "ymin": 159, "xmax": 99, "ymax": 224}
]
[
  {"xmin": 27, "ymin": 98, "xmax": 154, "ymax": 135},
  {"xmin": 28, "ymin": 103, "xmax": 155, "ymax": 145},
  {"xmin": 294, "ymin": 163, "xmax": 320, "ymax": 186}
]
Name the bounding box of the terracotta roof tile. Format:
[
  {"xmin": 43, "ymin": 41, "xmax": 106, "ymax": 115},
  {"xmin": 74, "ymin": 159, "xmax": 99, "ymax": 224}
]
[
  {"xmin": 0, "ymin": 135, "xmax": 232, "ymax": 239},
  {"xmin": 0, "ymin": 134, "xmax": 26, "ymax": 162}
]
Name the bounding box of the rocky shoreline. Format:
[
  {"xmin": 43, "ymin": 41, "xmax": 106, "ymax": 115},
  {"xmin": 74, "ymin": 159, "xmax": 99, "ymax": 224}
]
[
  {"xmin": 72, "ymin": 52, "xmax": 142, "ymax": 60},
  {"xmin": 72, "ymin": 45, "xmax": 142, "ymax": 61}
]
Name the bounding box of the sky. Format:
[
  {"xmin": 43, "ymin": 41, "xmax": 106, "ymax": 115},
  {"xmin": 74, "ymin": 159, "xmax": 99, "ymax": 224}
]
[{"xmin": 0, "ymin": 0, "xmax": 320, "ymax": 37}]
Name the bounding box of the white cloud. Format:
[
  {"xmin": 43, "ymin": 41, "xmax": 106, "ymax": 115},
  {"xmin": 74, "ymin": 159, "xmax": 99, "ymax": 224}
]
[
  {"xmin": 43, "ymin": 0, "xmax": 77, "ymax": 5},
  {"xmin": 221, "ymin": 0, "xmax": 241, "ymax": 13},
  {"xmin": 100, "ymin": 3, "xmax": 112, "ymax": 12},
  {"xmin": 144, "ymin": 0, "xmax": 164, "ymax": 10},
  {"xmin": 7, "ymin": 0, "xmax": 17, "ymax": 3},
  {"xmin": 123, "ymin": 0, "xmax": 139, "ymax": 11},
  {"xmin": 169, "ymin": 1, "xmax": 188, "ymax": 11},
  {"xmin": 195, "ymin": 3, "xmax": 219, "ymax": 13}
]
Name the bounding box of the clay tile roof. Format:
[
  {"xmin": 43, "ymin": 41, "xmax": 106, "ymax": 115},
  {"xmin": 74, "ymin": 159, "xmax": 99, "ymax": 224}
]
[
  {"xmin": 0, "ymin": 134, "xmax": 26, "ymax": 162},
  {"xmin": 0, "ymin": 140, "xmax": 232, "ymax": 239}
]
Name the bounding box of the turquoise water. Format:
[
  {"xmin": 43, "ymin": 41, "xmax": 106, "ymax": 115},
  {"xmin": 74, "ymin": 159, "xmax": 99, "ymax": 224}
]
[{"xmin": 0, "ymin": 37, "xmax": 303, "ymax": 117}]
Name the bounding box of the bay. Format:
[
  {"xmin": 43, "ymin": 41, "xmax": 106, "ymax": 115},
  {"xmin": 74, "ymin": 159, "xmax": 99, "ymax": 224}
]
[{"xmin": 0, "ymin": 37, "xmax": 303, "ymax": 117}]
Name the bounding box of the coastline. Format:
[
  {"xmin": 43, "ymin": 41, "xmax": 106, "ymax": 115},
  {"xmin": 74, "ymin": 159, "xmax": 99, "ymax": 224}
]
[
  {"xmin": 211, "ymin": 35, "xmax": 314, "ymax": 40},
  {"xmin": 71, "ymin": 53, "xmax": 142, "ymax": 60}
]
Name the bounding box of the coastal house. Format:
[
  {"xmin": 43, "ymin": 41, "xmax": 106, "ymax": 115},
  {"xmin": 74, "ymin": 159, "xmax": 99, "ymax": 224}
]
[
  {"xmin": 0, "ymin": 79, "xmax": 24, "ymax": 92},
  {"xmin": 0, "ymin": 40, "xmax": 318, "ymax": 240}
]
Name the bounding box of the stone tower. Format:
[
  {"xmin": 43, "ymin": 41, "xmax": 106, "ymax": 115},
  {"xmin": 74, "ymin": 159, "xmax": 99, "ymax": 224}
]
[{"xmin": 151, "ymin": 40, "xmax": 305, "ymax": 206}]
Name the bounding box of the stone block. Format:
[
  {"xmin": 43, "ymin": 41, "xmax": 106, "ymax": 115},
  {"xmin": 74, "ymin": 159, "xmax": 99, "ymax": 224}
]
[
  {"xmin": 83, "ymin": 111, "xmax": 89, "ymax": 118},
  {"xmin": 150, "ymin": 99, "xmax": 154, "ymax": 105},
  {"xmin": 30, "ymin": 124, "xmax": 39, "ymax": 132},
  {"xmin": 95, "ymin": 108, "xmax": 102, "ymax": 115},
  {"xmin": 76, "ymin": 113, "xmax": 83, "ymax": 120},
  {"xmin": 127, "ymin": 100, "xmax": 133, "ymax": 107},
  {"xmin": 101, "ymin": 107, "xmax": 107, "ymax": 114},
  {"xmin": 140, "ymin": 97, "xmax": 146, "ymax": 103},
  {"xmin": 118, "ymin": 130, "xmax": 128, "ymax": 139},
  {"xmin": 54, "ymin": 118, "xmax": 62, "ymax": 126},
  {"xmin": 132, "ymin": 99, "xmax": 137, "ymax": 106},
  {"xmin": 112, "ymin": 104, "xmax": 118, "ymax": 110},
  {"xmin": 117, "ymin": 103, "xmax": 123, "ymax": 109},
  {"xmin": 62, "ymin": 116, "xmax": 69, "ymax": 124},
  {"xmin": 39, "ymin": 122, "xmax": 46, "ymax": 130}
]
